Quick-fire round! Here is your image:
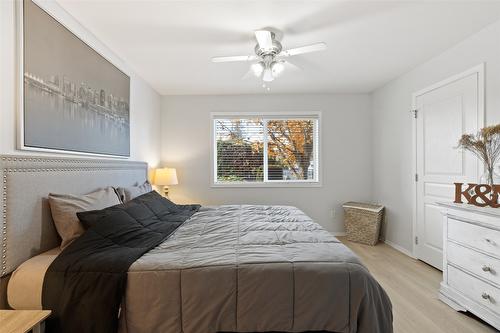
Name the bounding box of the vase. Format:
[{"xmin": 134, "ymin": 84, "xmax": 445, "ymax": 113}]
[
  {"xmin": 479, "ymin": 169, "xmax": 500, "ymax": 186},
  {"xmin": 479, "ymin": 168, "xmax": 500, "ymax": 206}
]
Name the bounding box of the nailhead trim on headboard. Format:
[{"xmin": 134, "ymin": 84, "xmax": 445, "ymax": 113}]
[{"xmin": 0, "ymin": 155, "xmax": 148, "ymax": 277}]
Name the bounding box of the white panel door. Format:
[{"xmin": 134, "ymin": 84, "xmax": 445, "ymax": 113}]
[{"xmin": 415, "ymin": 73, "xmax": 481, "ymax": 270}]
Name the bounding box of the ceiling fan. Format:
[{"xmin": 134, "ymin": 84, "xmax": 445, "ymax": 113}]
[{"xmin": 211, "ymin": 30, "xmax": 327, "ymax": 83}]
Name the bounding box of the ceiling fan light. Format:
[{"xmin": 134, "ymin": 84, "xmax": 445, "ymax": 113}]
[
  {"xmin": 271, "ymin": 61, "xmax": 285, "ymax": 76},
  {"xmin": 251, "ymin": 62, "xmax": 264, "ymax": 77},
  {"xmin": 262, "ymin": 68, "xmax": 274, "ymax": 82}
]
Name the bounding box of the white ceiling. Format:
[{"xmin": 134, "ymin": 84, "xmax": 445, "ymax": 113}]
[{"xmin": 55, "ymin": 0, "xmax": 500, "ymax": 95}]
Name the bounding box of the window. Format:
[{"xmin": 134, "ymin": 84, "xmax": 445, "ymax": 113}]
[{"xmin": 212, "ymin": 112, "xmax": 320, "ymax": 186}]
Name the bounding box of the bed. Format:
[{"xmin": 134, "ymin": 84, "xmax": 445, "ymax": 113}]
[{"xmin": 1, "ymin": 155, "xmax": 392, "ymax": 333}]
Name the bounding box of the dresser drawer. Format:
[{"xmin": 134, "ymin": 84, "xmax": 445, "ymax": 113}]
[
  {"xmin": 447, "ymin": 242, "xmax": 500, "ymax": 286},
  {"xmin": 448, "ymin": 218, "xmax": 500, "ymax": 256},
  {"xmin": 448, "ymin": 265, "xmax": 500, "ymax": 314}
]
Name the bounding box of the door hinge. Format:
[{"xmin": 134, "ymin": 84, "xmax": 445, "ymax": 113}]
[
  {"xmin": 415, "ymin": 174, "xmax": 419, "ymax": 182},
  {"xmin": 411, "ymin": 109, "xmax": 418, "ymax": 118},
  {"xmin": 415, "ymin": 236, "xmax": 419, "ymax": 245}
]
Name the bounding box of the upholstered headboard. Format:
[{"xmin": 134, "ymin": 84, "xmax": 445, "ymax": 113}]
[{"xmin": 0, "ymin": 155, "xmax": 148, "ymax": 280}]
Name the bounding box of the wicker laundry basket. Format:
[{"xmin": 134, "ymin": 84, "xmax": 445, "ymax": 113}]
[{"xmin": 343, "ymin": 202, "xmax": 385, "ymax": 246}]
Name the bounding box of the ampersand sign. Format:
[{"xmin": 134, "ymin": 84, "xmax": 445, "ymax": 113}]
[{"xmin": 454, "ymin": 183, "xmax": 500, "ymax": 208}]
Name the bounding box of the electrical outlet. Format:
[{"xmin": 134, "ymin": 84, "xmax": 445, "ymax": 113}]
[{"xmin": 330, "ymin": 209, "xmax": 335, "ymax": 218}]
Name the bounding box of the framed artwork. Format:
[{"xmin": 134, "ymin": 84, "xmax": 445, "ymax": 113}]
[{"xmin": 18, "ymin": 0, "xmax": 130, "ymax": 157}]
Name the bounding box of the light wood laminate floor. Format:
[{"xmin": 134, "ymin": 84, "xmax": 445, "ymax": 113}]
[{"xmin": 339, "ymin": 237, "xmax": 496, "ymax": 333}]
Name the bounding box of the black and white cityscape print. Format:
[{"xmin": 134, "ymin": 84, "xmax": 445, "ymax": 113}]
[{"xmin": 23, "ymin": 0, "xmax": 130, "ymax": 156}]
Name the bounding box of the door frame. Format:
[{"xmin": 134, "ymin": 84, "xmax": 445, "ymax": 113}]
[{"xmin": 411, "ymin": 63, "xmax": 485, "ymax": 259}]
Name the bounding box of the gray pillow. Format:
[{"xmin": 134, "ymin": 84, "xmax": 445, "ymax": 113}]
[
  {"xmin": 115, "ymin": 181, "xmax": 153, "ymax": 203},
  {"xmin": 48, "ymin": 187, "xmax": 121, "ymax": 249}
]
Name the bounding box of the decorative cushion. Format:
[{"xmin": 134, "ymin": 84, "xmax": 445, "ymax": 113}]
[
  {"xmin": 48, "ymin": 187, "xmax": 121, "ymax": 249},
  {"xmin": 115, "ymin": 181, "xmax": 153, "ymax": 203}
]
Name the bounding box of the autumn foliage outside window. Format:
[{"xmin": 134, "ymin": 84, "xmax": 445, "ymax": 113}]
[{"xmin": 214, "ymin": 115, "xmax": 319, "ymax": 184}]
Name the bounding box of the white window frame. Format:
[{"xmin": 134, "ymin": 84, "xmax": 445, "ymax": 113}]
[{"xmin": 210, "ymin": 111, "xmax": 322, "ymax": 188}]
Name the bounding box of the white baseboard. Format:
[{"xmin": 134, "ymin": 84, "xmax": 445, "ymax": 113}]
[
  {"xmin": 383, "ymin": 240, "xmax": 415, "ymax": 258},
  {"xmin": 331, "ymin": 232, "xmax": 414, "ymax": 259}
]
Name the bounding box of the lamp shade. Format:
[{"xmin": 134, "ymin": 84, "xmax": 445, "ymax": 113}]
[{"xmin": 154, "ymin": 168, "xmax": 178, "ymax": 186}]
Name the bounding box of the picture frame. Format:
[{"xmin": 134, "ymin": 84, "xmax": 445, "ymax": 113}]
[{"xmin": 16, "ymin": 0, "xmax": 131, "ymax": 158}]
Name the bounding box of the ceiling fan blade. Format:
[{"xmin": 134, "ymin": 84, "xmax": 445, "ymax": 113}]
[
  {"xmin": 212, "ymin": 55, "xmax": 256, "ymax": 63},
  {"xmin": 280, "ymin": 42, "xmax": 327, "ymax": 57},
  {"xmin": 254, "ymin": 30, "xmax": 273, "ymax": 49}
]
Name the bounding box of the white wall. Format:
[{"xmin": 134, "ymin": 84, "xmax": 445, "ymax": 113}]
[
  {"xmin": 161, "ymin": 94, "xmax": 372, "ymax": 232},
  {"xmin": 0, "ymin": 0, "xmax": 161, "ymax": 167},
  {"xmin": 371, "ymin": 19, "xmax": 500, "ymax": 253},
  {"xmin": 4, "ymin": 0, "xmax": 499, "ymax": 249}
]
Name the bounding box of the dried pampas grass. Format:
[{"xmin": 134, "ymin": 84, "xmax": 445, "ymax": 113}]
[{"xmin": 457, "ymin": 124, "xmax": 500, "ymax": 185}]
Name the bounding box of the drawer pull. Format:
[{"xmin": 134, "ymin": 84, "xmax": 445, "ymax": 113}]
[
  {"xmin": 482, "ymin": 265, "xmax": 492, "ymax": 272},
  {"xmin": 485, "ymin": 238, "xmax": 496, "ymax": 245},
  {"xmin": 482, "ymin": 292, "xmax": 491, "ymax": 300}
]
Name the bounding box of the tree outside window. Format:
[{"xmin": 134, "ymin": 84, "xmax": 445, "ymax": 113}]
[{"xmin": 214, "ymin": 116, "xmax": 318, "ymax": 184}]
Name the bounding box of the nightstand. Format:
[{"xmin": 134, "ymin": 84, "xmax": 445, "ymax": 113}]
[{"xmin": 0, "ymin": 310, "xmax": 51, "ymax": 333}]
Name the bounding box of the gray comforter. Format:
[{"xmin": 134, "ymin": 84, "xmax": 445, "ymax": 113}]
[{"xmin": 119, "ymin": 205, "xmax": 393, "ymax": 333}]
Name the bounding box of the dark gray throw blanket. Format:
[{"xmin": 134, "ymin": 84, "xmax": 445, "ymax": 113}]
[{"xmin": 42, "ymin": 191, "xmax": 200, "ymax": 333}]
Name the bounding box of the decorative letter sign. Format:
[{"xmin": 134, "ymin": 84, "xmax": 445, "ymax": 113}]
[{"xmin": 454, "ymin": 183, "xmax": 500, "ymax": 208}]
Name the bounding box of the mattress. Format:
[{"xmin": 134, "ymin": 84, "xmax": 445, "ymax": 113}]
[{"xmin": 7, "ymin": 247, "xmax": 60, "ymax": 309}]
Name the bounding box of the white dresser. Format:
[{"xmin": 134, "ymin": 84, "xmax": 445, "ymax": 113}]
[{"xmin": 439, "ymin": 203, "xmax": 500, "ymax": 329}]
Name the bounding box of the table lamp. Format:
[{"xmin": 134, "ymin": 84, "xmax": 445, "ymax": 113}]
[{"xmin": 154, "ymin": 168, "xmax": 178, "ymax": 197}]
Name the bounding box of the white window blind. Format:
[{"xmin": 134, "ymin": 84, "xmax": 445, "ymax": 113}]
[{"xmin": 213, "ymin": 113, "xmax": 320, "ymax": 185}]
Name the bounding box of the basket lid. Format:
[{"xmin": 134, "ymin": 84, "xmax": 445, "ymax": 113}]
[{"xmin": 342, "ymin": 202, "xmax": 384, "ymax": 213}]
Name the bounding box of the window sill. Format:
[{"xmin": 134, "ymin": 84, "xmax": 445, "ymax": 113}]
[{"xmin": 211, "ymin": 181, "xmax": 322, "ymax": 188}]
